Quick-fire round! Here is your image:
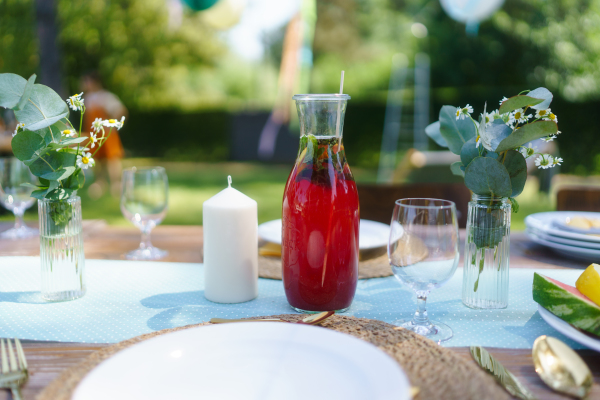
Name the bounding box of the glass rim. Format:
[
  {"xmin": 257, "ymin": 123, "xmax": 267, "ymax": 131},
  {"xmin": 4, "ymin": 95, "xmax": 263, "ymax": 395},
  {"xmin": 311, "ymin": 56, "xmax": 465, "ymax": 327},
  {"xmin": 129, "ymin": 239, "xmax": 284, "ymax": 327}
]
[
  {"xmin": 39, "ymin": 195, "xmax": 81, "ymax": 203},
  {"xmin": 394, "ymin": 198, "xmax": 456, "ymax": 209},
  {"xmin": 292, "ymin": 94, "xmax": 351, "ymax": 101}
]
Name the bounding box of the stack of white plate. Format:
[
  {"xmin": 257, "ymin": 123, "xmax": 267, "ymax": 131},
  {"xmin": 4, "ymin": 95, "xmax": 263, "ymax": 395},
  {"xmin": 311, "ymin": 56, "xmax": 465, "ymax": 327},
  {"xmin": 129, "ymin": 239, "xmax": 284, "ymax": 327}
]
[{"xmin": 525, "ymin": 211, "xmax": 600, "ymax": 261}]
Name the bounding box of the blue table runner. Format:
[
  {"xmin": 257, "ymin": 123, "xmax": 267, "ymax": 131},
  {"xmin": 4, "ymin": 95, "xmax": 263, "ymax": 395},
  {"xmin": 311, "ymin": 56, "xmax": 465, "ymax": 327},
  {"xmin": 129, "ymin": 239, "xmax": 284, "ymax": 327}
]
[{"xmin": 0, "ymin": 257, "xmax": 586, "ymax": 348}]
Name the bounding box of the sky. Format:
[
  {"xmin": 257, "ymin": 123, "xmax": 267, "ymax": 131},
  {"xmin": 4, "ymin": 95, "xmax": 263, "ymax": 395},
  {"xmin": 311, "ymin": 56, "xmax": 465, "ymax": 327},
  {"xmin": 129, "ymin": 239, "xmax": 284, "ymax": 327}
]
[{"xmin": 223, "ymin": 0, "xmax": 301, "ymax": 61}]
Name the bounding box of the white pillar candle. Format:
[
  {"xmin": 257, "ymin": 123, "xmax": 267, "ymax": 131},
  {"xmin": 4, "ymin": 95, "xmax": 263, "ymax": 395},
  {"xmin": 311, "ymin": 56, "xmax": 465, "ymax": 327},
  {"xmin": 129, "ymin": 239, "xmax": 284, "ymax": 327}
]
[{"xmin": 203, "ymin": 176, "xmax": 258, "ymax": 303}]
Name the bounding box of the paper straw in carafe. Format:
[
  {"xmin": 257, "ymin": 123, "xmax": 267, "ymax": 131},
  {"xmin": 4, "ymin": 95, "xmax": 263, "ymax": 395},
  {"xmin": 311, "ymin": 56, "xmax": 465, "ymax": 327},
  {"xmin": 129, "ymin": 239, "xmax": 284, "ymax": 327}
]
[
  {"xmin": 323, "ymin": 71, "xmax": 345, "ymax": 286},
  {"xmin": 335, "ymin": 71, "xmax": 345, "ymax": 138}
]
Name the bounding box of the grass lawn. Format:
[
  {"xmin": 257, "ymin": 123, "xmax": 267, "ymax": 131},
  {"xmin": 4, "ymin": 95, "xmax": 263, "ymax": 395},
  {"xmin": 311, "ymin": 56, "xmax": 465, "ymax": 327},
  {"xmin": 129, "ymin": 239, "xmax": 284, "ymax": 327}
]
[{"xmin": 1, "ymin": 159, "xmax": 553, "ymax": 230}]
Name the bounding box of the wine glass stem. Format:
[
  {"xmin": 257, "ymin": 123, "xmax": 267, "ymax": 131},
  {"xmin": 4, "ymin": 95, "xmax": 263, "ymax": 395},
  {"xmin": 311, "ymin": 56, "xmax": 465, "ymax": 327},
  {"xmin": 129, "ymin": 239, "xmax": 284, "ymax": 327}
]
[
  {"xmin": 140, "ymin": 228, "xmax": 153, "ymax": 250},
  {"xmin": 14, "ymin": 209, "xmax": 24, "ymax": 230},
  {"xmin": 412, "ymin": 294, "xmax": 430, "ymax": 326}
]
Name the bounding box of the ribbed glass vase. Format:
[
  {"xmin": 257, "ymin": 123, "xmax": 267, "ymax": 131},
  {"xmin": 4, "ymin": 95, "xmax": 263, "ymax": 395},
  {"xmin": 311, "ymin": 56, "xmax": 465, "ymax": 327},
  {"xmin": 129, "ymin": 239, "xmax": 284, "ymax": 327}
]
[
  {"xmin": 38, "ymin": 196, "xmax": 86, "ymax": 302},
  {"xmin": 462, "ymin": 194, "xmax": 510, "ymax": 309}
]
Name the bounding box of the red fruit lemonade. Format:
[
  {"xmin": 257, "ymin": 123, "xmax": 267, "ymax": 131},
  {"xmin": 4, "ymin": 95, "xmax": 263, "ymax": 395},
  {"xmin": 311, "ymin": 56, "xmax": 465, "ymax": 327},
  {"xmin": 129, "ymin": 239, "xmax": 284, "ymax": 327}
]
[{"xmin": 282, "ymin": 135, "xmax": 359, "ymax": 312}]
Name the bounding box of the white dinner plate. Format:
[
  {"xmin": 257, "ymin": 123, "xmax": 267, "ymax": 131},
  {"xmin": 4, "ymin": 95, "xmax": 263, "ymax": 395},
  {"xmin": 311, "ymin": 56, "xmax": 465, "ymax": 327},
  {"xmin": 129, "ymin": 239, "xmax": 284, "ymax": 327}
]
[
  {"xmin": 73, "ymin": 322, "xmax": 411, "ymax": 400},
  {"xmin": 258, "ymin": 219, "xmax": 390, "ymax": 250},
  {"xmin": 526, "ymin": 230, "xmax": 600, "ymax": 261},
  {"xmin": 526, "ymin": 226, "xmax": 600, "ymax": 250},
  {"xmin": 538, "ymin": 305, "xmax": 600, "ymax": 352},
  {"xmin": 525, "ymin": 212, "xmax": 600, "ymax": 244}
]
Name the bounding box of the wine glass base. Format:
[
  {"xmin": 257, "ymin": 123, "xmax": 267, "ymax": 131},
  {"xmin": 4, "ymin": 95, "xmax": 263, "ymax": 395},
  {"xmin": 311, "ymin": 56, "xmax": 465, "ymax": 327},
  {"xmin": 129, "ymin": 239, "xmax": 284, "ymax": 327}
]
[
  {"xmin": 394, "ymin": 319, "xmax": 453, "ymax": 343},
  {"xmin": 0, "ymin": 225, "xmax": 38, "ymax": 239},
  {"xmin": 125, "ymin": 246, "xmax": 168, "ymax": 261}
]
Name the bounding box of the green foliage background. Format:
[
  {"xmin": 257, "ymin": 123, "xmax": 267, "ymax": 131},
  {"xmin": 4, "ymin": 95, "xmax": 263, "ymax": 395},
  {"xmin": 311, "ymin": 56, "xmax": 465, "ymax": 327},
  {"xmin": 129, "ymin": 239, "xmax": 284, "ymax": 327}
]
[{"xmin": 2, "ymin": 0, "xmax": 600, "ymax": 172}]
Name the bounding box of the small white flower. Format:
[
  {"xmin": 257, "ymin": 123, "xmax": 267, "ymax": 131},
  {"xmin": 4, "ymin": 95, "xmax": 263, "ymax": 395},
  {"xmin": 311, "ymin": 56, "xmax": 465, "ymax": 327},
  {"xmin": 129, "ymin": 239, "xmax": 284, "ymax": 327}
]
[
  {"xmin": 61, "ymin": 129, "xmax": 76, "ymax": 137},
  {"xmin": 553, "ymin": 157, "xmax": 563, "ymax": 166},
  {"xmin": 76, "ymin": 151, "xmax": 95, "ymax": 170},
  {"xmin": 535, "ymin": 108, "xmax": 551, "ymax": 119},
  {"xmin": 510, "ymin": 108, "xmax": 531, "ymax": 125},
  {"xmin": 475, "ymin": 136, "xmax": 481, "ymax": 148},
  {"xmin": 499, "ymin": 96, "xmax": 508, "ymax": 105},
  {"xmin": 520, "ymin": 143, "xmax": 537, "ymax": 158},
  {"xmin": 556, "ymin": 130, "xmax": 562, "ymax": 135},
  {"xmin": 541, "ymin": 135, "xmax": 557, "ymax": 142},
  {"xmin": 535, "ymin": 154, "xmax": 554, "ymax": 169},
  {"xmin": 91, "ymin": 118, "xmax": 104, "ymax": 133},
  {"xmin": 103, "ymin": 116, "xmax": 125, "ymax": 130},
  {"xmin": 546, "ymin": 112, "xmax": 558, "ymax": 122},
  {"xmin": 455, "ymin": 104, "xmax": 473, "ymax": 120},
  {"xmin": 66, "ymin": 92, "xmax": 84, "ymax": 111},
  {"xmin": 12, "ymin": 122, "xmax": 25, "ymax": 137},
  {"xmin": 89, "ymin": 132, "xmax": 98, "ymax": 148},
  {"xmin": 488, "ymin": 109, "xmax": 501, "ymax": 121}
]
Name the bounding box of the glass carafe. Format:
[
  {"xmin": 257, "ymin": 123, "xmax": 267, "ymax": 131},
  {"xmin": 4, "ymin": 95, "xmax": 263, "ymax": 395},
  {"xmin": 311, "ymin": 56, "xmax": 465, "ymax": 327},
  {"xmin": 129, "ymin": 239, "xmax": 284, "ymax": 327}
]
[{"xmin": 282, "ymin": 94, "xmax": 359, "ymax": 313}]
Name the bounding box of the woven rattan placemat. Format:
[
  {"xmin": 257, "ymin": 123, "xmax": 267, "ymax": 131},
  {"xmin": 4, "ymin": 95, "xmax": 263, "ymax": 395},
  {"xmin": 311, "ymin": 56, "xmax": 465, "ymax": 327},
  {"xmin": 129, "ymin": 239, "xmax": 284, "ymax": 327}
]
[
  {"xmin": 259, "ymin": 254, "xmax": 393, "ymax": 280},
  {"xmin": 38, "ymin": 315, "xmax": 509, "ymax": 400}
]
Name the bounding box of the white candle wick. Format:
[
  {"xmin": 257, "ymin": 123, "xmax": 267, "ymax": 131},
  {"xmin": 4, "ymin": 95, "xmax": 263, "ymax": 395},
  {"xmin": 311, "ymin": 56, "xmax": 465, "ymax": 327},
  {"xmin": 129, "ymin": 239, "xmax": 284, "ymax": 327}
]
[{"xmin": 228, "ymin": 175, "xmax": 232, "ymax": 188}]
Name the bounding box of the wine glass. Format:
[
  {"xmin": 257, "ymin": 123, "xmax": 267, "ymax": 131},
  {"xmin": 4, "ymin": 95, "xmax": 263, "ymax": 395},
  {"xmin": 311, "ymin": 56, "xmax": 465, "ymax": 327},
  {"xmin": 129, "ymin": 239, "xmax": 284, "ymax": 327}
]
[
  {"xmin": 0, "ymin": 157, "xmax": 39, "ymax": 239},
  {"xmin": 388, "ymin": 198, "xmax": 459, "ymax": 343},
  {"xmin": 120, "ymin": 167, "xmax": 169, "ymax": 260}
]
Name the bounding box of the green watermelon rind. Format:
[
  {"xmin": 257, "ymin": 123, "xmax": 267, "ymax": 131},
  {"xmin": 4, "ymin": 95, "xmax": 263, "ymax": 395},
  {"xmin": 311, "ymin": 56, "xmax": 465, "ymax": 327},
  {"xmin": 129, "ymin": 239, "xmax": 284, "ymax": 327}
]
[{"xmin": 532, "ymin": 272, "xmax": 600, "ymax": 337}]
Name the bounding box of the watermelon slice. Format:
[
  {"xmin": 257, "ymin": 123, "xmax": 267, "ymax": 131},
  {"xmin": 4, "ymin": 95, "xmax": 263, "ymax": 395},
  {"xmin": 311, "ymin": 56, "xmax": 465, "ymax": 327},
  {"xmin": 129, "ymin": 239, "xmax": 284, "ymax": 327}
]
[{"xmin": 532, "ymin": 272, "xmax": 600, "ymax": 337}]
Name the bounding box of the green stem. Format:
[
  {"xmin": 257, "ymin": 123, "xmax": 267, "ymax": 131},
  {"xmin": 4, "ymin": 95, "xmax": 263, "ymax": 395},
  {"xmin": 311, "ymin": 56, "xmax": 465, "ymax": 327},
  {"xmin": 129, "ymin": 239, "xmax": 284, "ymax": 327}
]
[
  {"xmin": 76, "ymin": 106, "xmax": 85, "ymax": 165},
  {"xmin": 92, "ymin": 127, "xmax": 112, "ymax": 158}
]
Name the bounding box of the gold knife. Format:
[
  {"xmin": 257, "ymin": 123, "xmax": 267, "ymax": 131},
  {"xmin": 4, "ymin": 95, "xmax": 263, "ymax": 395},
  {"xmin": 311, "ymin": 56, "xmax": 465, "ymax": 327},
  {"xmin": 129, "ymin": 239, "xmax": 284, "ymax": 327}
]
[{"xmin": 470, "ymin": 346, "xmax": 538, "ymax": 400}]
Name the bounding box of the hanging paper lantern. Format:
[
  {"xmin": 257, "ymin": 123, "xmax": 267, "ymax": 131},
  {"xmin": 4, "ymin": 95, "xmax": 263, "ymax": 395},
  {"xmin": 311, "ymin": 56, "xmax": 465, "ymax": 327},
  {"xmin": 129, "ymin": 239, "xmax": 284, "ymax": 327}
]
[
  {"xmin": 439, "ymin": 0, "xmax": 504, "ymax": 24},
  {"xmin": 181, "ymin": 0, "xmax": 220, "ymax": 11}
]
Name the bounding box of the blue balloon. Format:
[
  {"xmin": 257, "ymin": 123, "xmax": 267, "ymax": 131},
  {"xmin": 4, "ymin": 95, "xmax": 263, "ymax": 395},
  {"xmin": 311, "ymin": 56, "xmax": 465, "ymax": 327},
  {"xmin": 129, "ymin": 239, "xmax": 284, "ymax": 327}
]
[{"xmin": 181, "ymin": 0, "xmax": 219, "ymax": 11}]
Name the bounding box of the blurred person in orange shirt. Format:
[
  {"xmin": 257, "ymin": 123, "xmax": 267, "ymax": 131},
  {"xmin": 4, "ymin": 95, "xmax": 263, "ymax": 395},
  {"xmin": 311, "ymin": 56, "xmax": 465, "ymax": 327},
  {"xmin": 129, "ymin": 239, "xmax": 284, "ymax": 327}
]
[{"xmin": 81, "ymin": 71, "xmax": 128, "ymax": 198}]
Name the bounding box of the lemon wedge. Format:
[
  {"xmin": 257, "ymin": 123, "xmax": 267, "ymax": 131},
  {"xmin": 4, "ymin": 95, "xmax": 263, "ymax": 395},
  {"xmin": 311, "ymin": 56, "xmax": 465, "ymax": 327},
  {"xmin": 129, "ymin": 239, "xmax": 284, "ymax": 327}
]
[{"xmin": 576, "ymin": 264, "xmax": 600, "ymax": 306}]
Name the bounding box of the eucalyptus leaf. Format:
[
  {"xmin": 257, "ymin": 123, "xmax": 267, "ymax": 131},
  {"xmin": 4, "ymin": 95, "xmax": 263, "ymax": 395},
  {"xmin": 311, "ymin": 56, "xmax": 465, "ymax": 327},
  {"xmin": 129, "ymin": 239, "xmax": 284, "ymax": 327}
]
[
  {"xmin": 503, "ymin": 150, "xmax": 527, "ymax": 197},
  {"xmin": 38, "ymin": 119, "xmax": 72, "ymax": 145},
  {"xmin": 0, "ymin": 73, "xmax": 27, "ymax": 109},
  {"xmin": 47, "ymin": 136, "xmax": 87, "ymax": 150},
  {"xmin": 41, "ymin": 166, "xmax": 76, "ymax": 181},
  {"xmin": 425, "ymin": 121, "xmax": 448, "ymax": 147},
  {"xmin": 509, "ymin": 197, "xmax": 520, "ymax": 213},
  {"xmin": 450, "ymin": 161, "xmax": 464, "ymax": 177},
  {"xmin": 19, "ymin": 182, "xmax": 40, "ymax": 189},
  {"xmin": 46, "ymin": 188, "xmax": 74, "ymax": 200},
  {"xmin": 460, "ymin": 137, "xmax": 479, "ymax": 167},
  {"xmin": 527, "ymin": 87, "xmax": 553, "ymax": 110},
  {"xmin": 14, "ymin": 84, "xmax": 69, "ymax": 131},
  {"xmin": 464, "ymin": 157, "xmax": 512, "ymax": 197},
  {"xmin": 15, "ymin": 74, "xmax": 36, "ymax": 111},
  {"xmin": 29, "ymin": 152, "xmax": 76, "ymax": 180},
  {"xmin": 495, "ymin": 121, "xmax": 558, "ymax": 152},
  {"xmin": 65, "ymin": 168, "xmax": 85, "ymax": 190},
  {"xmin": 10, "ymin": 130, "xmax": 47, "ymax": 164},
  {"xmin": 439, "ymin": 105, "xmax": 476, "ymax": 154},
  {"xmin": 499, "ymin": 95, "xmax": 544, "ymax": 115},
  {"xmin": 482, "ymin": 120, "xmax": 512, "ymax": 152},
  {"xmin": 31, "ymin": 180, "xmax": 59, "ymax": 200}
]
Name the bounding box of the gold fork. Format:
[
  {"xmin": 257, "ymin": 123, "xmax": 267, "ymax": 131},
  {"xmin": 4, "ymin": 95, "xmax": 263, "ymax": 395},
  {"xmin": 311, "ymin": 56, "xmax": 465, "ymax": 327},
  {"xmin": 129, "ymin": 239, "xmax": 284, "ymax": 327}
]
[
  {"xmin": 210, "ymin": 311, "xmax": 335, "ymax": 326},
  {"xmin": 0, "ymin": 339, "xmax": 28, "ymax": 400}
]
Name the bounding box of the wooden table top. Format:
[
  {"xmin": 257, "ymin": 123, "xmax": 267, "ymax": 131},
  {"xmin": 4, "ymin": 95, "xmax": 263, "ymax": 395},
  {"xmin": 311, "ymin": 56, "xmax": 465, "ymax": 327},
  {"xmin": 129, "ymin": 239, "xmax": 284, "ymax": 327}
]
[{"xmin": 0, "ymin": 222, "xmax": 598, "ymax": 400}]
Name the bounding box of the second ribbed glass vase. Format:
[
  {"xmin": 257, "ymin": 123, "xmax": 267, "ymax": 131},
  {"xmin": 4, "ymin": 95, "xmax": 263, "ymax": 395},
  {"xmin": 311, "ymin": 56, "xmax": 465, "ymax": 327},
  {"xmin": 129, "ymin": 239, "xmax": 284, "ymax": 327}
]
[
  {"xmin": 462, "ymin": 194, "xmax": 510, "ymax": 309},
  {"xmin": 39, "ymin": 196, "xmax": 86, "ymax": 302}
]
